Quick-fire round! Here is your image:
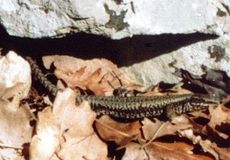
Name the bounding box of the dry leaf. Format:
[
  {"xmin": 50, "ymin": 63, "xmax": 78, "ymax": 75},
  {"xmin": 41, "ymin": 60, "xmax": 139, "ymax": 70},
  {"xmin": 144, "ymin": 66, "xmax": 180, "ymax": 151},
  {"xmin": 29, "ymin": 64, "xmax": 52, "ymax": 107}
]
[
  {"xmin": 42, "ymin": 55, "xmax": 140, "ymax": 95},
  {"xmin": 95, "ymin": 116, "xmax": 141, "ymax": 146},
  {"xmin": 179, "ymin": 130, "xmax": 218, "ymax": 160},
  {"xmin": 181, "ymin": 129, "xmax": 230, "ymax": 160},
  {"xmin": 0, "ymin": 52, "xmax": 33, "ymax": 160},
  {"xmin": 29, "ymin": 107, "xmax": 60, "ymax": 160},
  {"xmin": 146, "ymin": 141, "xmax": 213, "ymax": 160},
  {"xmin": 208, "ymin": 104, "xmax": 230, "ymax": 132},
  {"xmin": 0, "ymin": 102, "xmax": 33, "ymax": 160},
  {"xmin": 0, "ymin": 51, "xmax": 31, "ymax": 100},
  {"xmin": 142, "ymin": 116, "xmax": 192, "ymax": 142},
  {"xmin": 30, "ymin": 89, "xmax": 108, "ymax": 160},
  {"xmin": 121, "ymin": 142, "xmax": 148, "ymax": 160},
  {"xmin": 212, "ymin": 144, "xmax": 230, "ymax": 160}
]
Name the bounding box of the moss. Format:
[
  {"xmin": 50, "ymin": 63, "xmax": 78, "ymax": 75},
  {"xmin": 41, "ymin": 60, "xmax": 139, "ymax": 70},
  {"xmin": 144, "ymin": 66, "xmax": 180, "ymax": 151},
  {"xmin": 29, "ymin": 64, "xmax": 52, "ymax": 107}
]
[
  {"xmin": 216, "ymin": 8, "xmax": 227, "ymax": 17},
  {"xmin": 113, "ymin": 0, "xmax": 123, "ymax": 5},
  {"xmin": 208, "ymin": 45, "xmax": 226, "ymax": 62},
  {"xmin": 104, "ymin": 4, "xmax": 129, "ymax": 31}
]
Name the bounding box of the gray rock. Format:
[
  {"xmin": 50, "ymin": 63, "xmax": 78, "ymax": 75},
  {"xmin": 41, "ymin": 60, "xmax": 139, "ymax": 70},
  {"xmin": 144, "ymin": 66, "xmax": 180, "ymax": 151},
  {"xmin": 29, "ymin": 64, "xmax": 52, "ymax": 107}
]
[
  {"xmin": 1, "ymin": 0, "xmax": 230, "ymax": 88},
  {"xmin": 121, "ymin": 35, "xmax": 230, "ymax": 86},
  {"xmin": 0, "ymin": 0, "xmax": 229, "ymax": 39}
]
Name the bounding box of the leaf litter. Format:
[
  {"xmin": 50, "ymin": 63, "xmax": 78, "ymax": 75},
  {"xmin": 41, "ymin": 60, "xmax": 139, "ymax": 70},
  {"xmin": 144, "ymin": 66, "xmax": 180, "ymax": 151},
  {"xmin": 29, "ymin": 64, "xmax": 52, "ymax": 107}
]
[
  {"xmin": 30, "ymin": 89, "xmax": 108, "ymax": 160},
  {"xmin": 0, "ymin": 51, "xmax": 33, "ymax": 160},
  {"xmin": 1, "ymin": 53, "xmax": 230, "ymax": 160}
]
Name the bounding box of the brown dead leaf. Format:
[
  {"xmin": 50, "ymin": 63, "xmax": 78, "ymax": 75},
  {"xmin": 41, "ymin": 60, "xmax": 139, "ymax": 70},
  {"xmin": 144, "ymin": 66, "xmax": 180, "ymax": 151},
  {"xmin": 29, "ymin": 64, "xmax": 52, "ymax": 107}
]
[
  {"xmin": 0, "ymin": 83, "xmax": 26, "ymax": 110},
  {"xmin": 0, "ymin": 102, "xmax": 33, "ymax": 146},
  {"xmin": 0, "ymin": 85, "xmax": 33, "ymax": 160},
  {"xmin": 212, "ymin": 144, "xmax": 230, "ymax": 160},
  {"xmin": 0, "ymin": 51, "xmax": 31, "ymax": 99},
  {"xmin": 29, "ymin": 107, "xmax": 60, "ymax": 160},
  {"xmin": 95, "ymin": 116, "xmax": 141, "ymax": 146},
  {"xmin": 209, "ymin": 104, "xmax": 230, "ymax": 127},
  {"xmin": 42, "ymin": 55, "xmax": 141, "ymax": 95},
  {"xmin": 58, "ymin": 132, "xmax": 108, "ymax": 160},
  {"xmin": 30, "ymin": 89, "xmax": 108, "ymax": 160},
  {"xmin": 0, "ymin": 101, "xmax": 33, "ymax": 160},
  {"xmin": 180, "ymin": 127, "xmax": 230, "ymax": 160},
  {"xmin": 0, "ymin": 52, "xmax": 33, "ymax": 160},
  {"xmin": 142, "ymin": 116, "xmax": 192, "ymax": 142},
  {"xmin": 0, "ymin": 83, "xmax": 24, "ymax": 100},
  {"xmin": 121, "ymin": 142, "xmax": 148, "ymax": 160},
  {"xmin": 146, "ymin": 141, "xmax": 213, "ymax": 160},
  {"xmin": 179, "ymin": 130, "xmax": 219, "ymax": 160},
  {"xmin": 54, "ymin": 91, "xmax": 108, "ymax": 160},
  {"xmin": 141, "ymin": 118, "xmax": 165, "ymax": 141},
  {"xmin": 208, "ymin": 104, "xmax": 230, "ymax": 139},
  {"xmin": 172, "ymin": 114, "xmax": 208, "ymax": 134}
]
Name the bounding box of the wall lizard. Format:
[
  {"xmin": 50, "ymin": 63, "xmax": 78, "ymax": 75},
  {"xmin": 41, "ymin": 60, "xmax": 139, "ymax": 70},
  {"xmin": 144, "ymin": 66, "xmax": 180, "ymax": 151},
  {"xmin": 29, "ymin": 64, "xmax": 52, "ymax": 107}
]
[{"xmin": 26, "ymin": 56, "xmax": 218, "ymax": 119}]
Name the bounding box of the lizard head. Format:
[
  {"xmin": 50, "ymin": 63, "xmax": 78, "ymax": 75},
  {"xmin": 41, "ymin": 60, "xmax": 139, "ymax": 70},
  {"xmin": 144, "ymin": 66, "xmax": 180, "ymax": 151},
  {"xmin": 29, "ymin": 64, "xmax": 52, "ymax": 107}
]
[{"xmin": 189, "ymin": 94, "xmax": 219, "ymax": 110}]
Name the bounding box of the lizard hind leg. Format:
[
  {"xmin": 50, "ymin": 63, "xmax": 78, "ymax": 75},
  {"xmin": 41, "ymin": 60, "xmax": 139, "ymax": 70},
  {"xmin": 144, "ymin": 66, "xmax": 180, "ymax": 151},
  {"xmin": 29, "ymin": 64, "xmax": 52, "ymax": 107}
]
[
  {"xmin": 165, "ymin": 104, "xmax": 176, "ymax": 120},
  {"xmin": 165, "ymin": 103, "xmax": 184, "ymax": 120}
]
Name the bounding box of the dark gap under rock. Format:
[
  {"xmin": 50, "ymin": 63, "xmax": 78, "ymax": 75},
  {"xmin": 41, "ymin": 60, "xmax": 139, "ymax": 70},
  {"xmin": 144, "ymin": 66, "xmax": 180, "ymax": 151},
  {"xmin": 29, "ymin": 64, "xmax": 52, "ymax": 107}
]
[{"xmin": 0, "ymin": 24, "xmax": 218, "ymax": 67}]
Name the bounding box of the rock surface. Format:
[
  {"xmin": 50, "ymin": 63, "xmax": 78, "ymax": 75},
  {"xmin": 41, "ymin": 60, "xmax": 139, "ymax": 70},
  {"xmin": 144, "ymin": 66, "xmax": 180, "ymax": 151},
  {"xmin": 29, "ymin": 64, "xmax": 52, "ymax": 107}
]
[
  {"xmin": 0, "ymin": 0, "xmax": 230, "ymax": 87},
  {"xmin": 121, "ymin": 35, "xmax": 230, "ymax": 86},
  {"xmin": 0, "ymin": 0, "xmax": 229, "ymax": 39}
]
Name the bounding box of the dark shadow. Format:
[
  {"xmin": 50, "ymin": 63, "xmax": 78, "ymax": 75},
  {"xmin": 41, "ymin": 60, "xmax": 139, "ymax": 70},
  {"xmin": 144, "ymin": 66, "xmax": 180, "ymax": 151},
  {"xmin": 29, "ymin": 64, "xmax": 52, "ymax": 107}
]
[{"xmin": 0, "ymin": 24, "xmax": 218, "ymax": 67}]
